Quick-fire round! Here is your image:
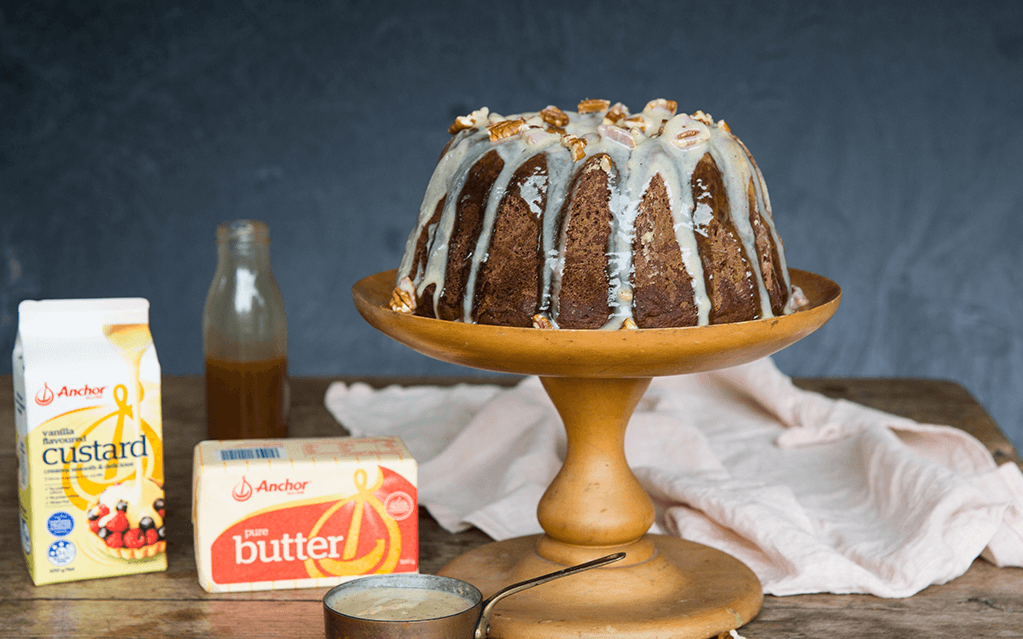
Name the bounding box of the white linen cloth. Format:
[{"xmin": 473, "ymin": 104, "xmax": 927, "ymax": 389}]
[{"xmin": 324, "ymin": 357, "xmax": 1023, "ymax": 597}]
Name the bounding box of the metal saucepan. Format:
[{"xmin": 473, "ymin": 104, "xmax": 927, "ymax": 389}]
[{"xmin": 323, "ymin": 552, "xmax": 625, "ymax": 639}]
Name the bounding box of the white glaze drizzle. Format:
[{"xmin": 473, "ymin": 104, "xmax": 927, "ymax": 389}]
[{"xmin": 396, "ymin": 102, "xmax": 791, "ymax": 328}]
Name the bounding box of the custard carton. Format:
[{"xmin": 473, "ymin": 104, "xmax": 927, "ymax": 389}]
[
  {"xmin": 192, "ymin": 437, "xmax": 418, "ymax": 593},
  {"xmin": 12, "ymin": 298, "xmax": 165, "ymax": 585}
]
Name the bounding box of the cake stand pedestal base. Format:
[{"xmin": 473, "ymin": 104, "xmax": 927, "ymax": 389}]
[
  {"xmin": 352, "ymin": 268, "xmax": 841, "ymax": 639},
  {"xmin": 440, "ymin": 534, "xmax": 762, "ymax": 639}
]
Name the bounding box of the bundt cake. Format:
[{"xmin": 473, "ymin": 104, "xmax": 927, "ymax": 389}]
[{"xmin": 390, "ymin": 99, "xmax": 806, "ymax": 329}]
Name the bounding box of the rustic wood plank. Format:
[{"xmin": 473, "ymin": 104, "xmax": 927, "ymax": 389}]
[
  {"xmin": 2, "ymin": 374, "xmax": 1022, "ymax": 638},
  {"xmin": 1, "ymin": 599, "xmax": 326, "ymax": 638}
]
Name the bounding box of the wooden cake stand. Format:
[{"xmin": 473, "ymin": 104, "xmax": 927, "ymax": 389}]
[{"xmin": 353, "ymin": 269, "xmax": 841, "ymax": 639}]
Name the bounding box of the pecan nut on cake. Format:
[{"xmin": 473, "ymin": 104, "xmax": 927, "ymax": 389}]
[{"xmin": 391, "ymin": 99, "xmax": 808, "ymax": 330}]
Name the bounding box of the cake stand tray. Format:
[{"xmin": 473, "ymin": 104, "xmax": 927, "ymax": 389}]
[{"xmin": 353, "ymin": 269, "xmax": 841, "ymax": 639}]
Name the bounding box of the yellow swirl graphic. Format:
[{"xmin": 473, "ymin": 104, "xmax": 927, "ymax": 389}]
[
  {"xmin": 48, "ymin": 383, "xmax": 161, "ymax": 510},
  {"xmin": 303, "ymin": 468, "xmax": 402, "ymax": 578}
]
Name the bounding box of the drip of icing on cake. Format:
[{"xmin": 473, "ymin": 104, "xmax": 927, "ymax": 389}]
[{"xmin": 393, "ymin": 99, "xmax": 803, "ymax": 330}]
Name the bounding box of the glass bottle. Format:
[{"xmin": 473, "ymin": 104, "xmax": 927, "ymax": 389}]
[{"xmin": 203, "ymin": 220, "xmax": 289, "ymax": 440}]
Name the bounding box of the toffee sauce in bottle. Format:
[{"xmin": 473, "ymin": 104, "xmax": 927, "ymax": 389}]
[{"xmin": 203, "ymin": 220, "xmax": 289, "ymax": 440}]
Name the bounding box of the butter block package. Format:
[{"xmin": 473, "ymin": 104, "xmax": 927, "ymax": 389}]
[
  {"xmin": 13, "ymin": 298, "xmax": 165, "ymax": 585},
  {"xmin": 192, "ymin": 437, "xmax": 418, "ymax": 593}
]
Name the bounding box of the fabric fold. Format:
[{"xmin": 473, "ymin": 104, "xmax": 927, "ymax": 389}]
[{"xmin": 324, "ymin": 358, "xmax": 1023, "ymax": 597}]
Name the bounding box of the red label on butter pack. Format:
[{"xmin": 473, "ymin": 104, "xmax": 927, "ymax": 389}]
[
  {"xmin": 211, "ymin": 467, "xmax": 417, "ymax": 584},
  {"xmin": 192, "ymin": 437, "xmax": 418, "ymax": 593}
]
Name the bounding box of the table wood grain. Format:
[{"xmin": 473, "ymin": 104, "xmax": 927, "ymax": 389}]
[{"xmin": 1, "ymin": 375, "xmax": 1021, "ymax": 638}]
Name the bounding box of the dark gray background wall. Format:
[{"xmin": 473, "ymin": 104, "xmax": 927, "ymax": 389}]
[{"xmin": 3, "ymin": 1, "xmax": 1022, "ymax": 450}]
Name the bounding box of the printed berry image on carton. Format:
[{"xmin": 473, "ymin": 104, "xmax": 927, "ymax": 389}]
[
  {"xmin": 13, "ymin": 299, "xmax": 165, "ymax": 586},
  {"xmin": 193, "ymin": 437, "xmax": 418, "ymax": 593}
]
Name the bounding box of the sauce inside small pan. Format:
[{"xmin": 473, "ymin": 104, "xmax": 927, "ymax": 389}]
[{"xmin": 327, "ymin": 586, "xmax": 474, "ymax": 621}]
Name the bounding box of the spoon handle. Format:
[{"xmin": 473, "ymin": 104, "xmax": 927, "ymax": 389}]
[{"xmin": 474, "ymin": 552, "xmax": 626, "ymax": 639}]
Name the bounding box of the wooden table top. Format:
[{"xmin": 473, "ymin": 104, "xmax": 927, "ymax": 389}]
[{"xmin": 2, "ymin": 374, "xmax": 1021, "ymax": 638}]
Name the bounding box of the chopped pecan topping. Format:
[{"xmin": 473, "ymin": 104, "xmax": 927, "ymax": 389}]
[
  {"xmin": 522, "ymin": 125, "xmax": 558, "ymax": 145},
  {"xmin": 690, "ymin": 110, "xmax": 715, "ymax": 126},
  {"xmin": 578, "ymin": 98, "xmax": 611, "ymax": 114},
  {"xmin": 674, "ymin": 128, "xmax": 703, "ymax": 148},
  {"xmin": 389, "ymin": 277, "xmax": 417, "ymax": 313},
  {"xmin": 488, "ymin": 118, "xmax": 526, "ymax": 142},
  {"xmin": 599, "ymin": 124, "xmax": 636, "ymax": 149},
  {"xmin": 532, "ymin": 314, "xmax": 555, "ymax": 329},
  {"xmin": 540, "ymin": 105, "xmax": 570, "ymax": 128},
  {"xmin": 561, "ymin": 134, "xmax": 587, "ymax": 161},
  {"xmin": 603, "ymin": 102, "xmax": 630, "ymax": 125},
  {"xmin": 789, "ymin": 285, "xmax": 810, "ymax": 310},
  {"xmin": 644, "ymin": 99, "xmax": 678, "ymax": 115},
  {"xmin": 449, "ymin": 118, "xmax": 473, "ymax": 135},
  {"xmin": 448, "ymin": 107, "xmax": 490, "ymax": 135},
  {"xmin": 621, "ymin": 115, "xmax": 649, "ymax": 133}
]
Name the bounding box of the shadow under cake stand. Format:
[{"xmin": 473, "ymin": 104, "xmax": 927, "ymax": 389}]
[{"xmin": 353, "ymin": 269, "xmax": 841, "ymax": 639}]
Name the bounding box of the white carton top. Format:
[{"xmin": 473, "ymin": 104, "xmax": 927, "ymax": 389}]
[
  {"xmin": 13, "ymin": 297, "xmax": 159, "ymax": 435},
  {"xmin": 18, "ymin": 298, "xmax": 150, "ymax": 336}
]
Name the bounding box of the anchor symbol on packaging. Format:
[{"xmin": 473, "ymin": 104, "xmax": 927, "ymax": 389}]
[
  {"xmin": 34, "ymin": 383, "xmax": 54, "ymax": 406},
  {"xmin": 232, "ymin": 476, "xmax": 253, "ymax": 502},
  {"xmin": 304, "ymin": 468, "xmax": 401, "ymax": 578},
  {"xmin": 57, "ymin": 383, "xmax": 160, "ymax": 510}
]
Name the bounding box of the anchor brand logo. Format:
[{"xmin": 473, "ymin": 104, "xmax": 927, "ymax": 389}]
[
  {"xmin": 255, "ymin": 478, "xmax": 309, "ymax": 494},
  {"xmin": 232, "ymin": 476, "xmax": 310, "ymax": 501},
  {"xmin": 35, "ymin": 382, "xmax": 106, "ymax": 406},
  {"xmin": 34, "ymin": 383, "xmax": 54, "ymax": 406},
  {"xmin": 232, "ymin": 477, "xmax": 253, "ymax": 502}
]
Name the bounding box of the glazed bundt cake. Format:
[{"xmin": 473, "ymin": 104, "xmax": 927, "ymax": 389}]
[{"xmin": 390, "ymin": 99, "xmax": 806, "ymax": 329}]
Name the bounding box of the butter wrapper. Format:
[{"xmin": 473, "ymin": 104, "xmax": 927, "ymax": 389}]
[{"xmin": 192, "ymin": 437, "xmax": 418, "ymax": 593}]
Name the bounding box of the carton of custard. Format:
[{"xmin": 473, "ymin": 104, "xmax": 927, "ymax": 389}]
[
  {"xmin": 192, "ymin": 437, "xmax": 418, "ymax": 593},
  {"xmin": 12, "ymin": 298, "xmax": 165, "ymax": 585}
]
